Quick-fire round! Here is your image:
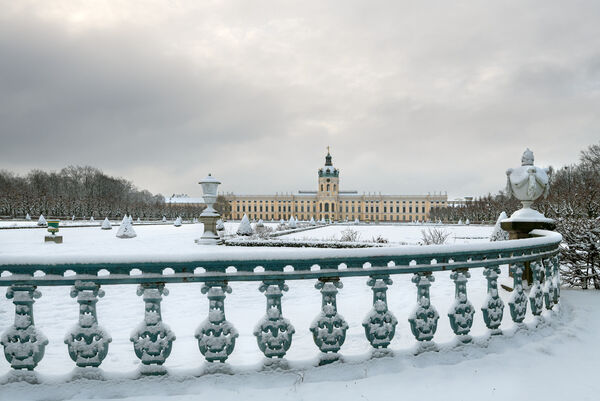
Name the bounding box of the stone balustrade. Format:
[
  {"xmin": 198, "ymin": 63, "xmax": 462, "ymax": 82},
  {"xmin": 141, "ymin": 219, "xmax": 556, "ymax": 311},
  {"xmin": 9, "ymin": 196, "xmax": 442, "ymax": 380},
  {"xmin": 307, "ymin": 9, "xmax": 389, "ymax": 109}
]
[{"xmin": 0, "ymin": 230, "xmax": 561, "ymax": 374}]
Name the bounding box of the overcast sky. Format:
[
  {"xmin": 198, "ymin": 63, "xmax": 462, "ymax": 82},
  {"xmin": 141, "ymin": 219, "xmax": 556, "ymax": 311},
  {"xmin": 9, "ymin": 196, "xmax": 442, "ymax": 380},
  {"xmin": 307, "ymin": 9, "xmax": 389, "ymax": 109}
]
[{"xmin": 1, "ymin": 1, "xmax": 599, "ymax": 199}]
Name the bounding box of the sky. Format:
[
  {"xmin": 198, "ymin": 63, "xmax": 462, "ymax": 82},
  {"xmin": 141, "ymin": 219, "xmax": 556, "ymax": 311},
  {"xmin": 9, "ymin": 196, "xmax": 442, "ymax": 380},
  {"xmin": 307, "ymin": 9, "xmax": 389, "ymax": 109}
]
[{"xmin": 1, "ymin": 1, "xmax": 599, "ymax": 199}]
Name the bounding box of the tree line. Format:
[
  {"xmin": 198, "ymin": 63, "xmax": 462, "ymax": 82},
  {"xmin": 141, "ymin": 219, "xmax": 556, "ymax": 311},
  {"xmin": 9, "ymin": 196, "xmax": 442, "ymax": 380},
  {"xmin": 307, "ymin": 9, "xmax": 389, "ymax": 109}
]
[{"xmin": 0, "ymin": 166, "xmax": 220, "ymax": 219}]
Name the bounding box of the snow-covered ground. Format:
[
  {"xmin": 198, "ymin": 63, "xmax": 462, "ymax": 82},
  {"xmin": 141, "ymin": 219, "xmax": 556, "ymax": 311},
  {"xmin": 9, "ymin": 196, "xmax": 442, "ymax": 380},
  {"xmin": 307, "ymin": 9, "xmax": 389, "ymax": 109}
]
[
  {"xmin": 278, "ymin": 223, "xmax": 493, "ymax": 245},
  {"xmin": 0, "ymin": 224, "xmax": 598, "ymax": 400}
]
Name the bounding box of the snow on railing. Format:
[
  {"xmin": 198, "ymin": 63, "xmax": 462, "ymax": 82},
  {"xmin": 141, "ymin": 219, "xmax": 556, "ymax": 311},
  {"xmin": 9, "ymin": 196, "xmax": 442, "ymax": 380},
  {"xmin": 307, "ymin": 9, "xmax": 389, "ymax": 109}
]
[{"xmin": 0, "ymin": 230, "xmax": 561, "ymax": 375}]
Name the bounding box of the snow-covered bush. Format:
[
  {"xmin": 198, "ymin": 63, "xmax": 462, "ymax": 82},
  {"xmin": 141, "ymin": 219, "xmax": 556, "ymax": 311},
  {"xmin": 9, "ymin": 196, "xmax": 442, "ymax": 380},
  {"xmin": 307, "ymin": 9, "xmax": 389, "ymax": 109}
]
[
  {"xmin": 354, "ymin": 218, "xmax": 360, "ymax": 225},
  {"xmin": 340, "ymin": 228, "xmax": 360, "ymax": 242},
  {"xmin": 162, "ymin": 216, "xmax": 167, "ymax": 222},
  {"xmin": 116, "ymin": 216, "xmax": 137, "ymax": 238},
  {"xmin": 71, "ymin": 215, "xmax": 75, "ymax": 221},
  {"xmin": 37, "ymin": 214, "xmax": 47, "ymax": 226},
  {"xmin": 256, "ymin": 219, "xmax": 264, "ymax": 228},
  {"xmin": 90, "ymin": 216, "xmax": 95, "ymax": 222},
  {"xmin": 557, "ymin": 217, "xmax": 600, "ymax": 289},
  {"xmin": 101, "ymin": 217, "xmax": 112, "ymax": 230},
  {"xmin": 174, "ymin": 216, "xmax": 182, "ymax": 227},
  {"xmin": 237, "ymin": 214, "xmax": 253, "ymax": 236},
  {"xmin": 490, "ymin": 212, "xmax": 509, "ymax": 241},
  {"xmin": 288, "ymin": 216, "xmax": 297, "ymax": 229},
  {"xmin": 137, "ymin": 217, "xmax": 141, "ymax": 223},
  {"xmin": 216, "ymin": 219, "xmax": 225, "ymax": 231},
  {"xmin": 25, "ymin": 213, "xmax": 31, "ymax": 221},
  {"xmin": 420, "ymin": 227, "xmax": 450, "ymax": 245},
  {"xmin": 457, "ymin": 219, "xmax": 463, "ymax": 225},
  {"xmin": 310, "ymin": 217, "xmax": 316, "ymax": 226},
  {"xmin": 371, "ymin": 235, "xmax": 389, "ymax": 244},
  {"xmin": 465, "ymin": 218, "xmax": 470, "ymax": 225}
]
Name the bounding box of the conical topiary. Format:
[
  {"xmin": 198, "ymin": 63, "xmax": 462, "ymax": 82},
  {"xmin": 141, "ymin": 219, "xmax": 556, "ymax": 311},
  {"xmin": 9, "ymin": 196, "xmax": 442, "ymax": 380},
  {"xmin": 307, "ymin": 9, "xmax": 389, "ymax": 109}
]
[
  {"xmin": 174, "ymin": 216, "xmax": 182, "ymax": 227},
  {"xmin": 116, "ymin": 216, "xmax": 137, "ymax": 238},
  {"xmin": 101, "ymin": 217, "xmax": 112, "ymax": 230},
  {"xmin": 237, "ymin": 214, "xmax": 253, "ymax": 236},
  {"xmin": 37, "ymin": 214, "xmax": 47, "ymax": 226}
]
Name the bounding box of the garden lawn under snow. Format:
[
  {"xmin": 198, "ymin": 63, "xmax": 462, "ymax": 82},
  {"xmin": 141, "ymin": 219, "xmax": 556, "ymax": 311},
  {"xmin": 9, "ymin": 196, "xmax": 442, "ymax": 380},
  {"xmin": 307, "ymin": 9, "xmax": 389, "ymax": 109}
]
[{"xmin": 0, "ymin": 223, "xmax": 598, "ymax": 400}]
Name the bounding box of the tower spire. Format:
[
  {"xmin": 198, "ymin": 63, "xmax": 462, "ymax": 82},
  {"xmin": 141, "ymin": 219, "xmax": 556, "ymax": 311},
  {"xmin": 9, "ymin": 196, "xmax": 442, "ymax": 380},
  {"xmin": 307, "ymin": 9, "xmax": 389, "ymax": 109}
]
[{"xmin": 325, "ymin": 147, "xmax": 332, "ymax": 166}]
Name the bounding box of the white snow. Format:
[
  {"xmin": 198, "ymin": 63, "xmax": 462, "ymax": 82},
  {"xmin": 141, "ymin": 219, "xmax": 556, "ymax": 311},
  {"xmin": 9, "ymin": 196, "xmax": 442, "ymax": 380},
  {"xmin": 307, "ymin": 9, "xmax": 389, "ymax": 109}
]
[
  {"xmin": 0, "ymin": 224, "xmax": 583, "ymax": 401},
  {"xmin": 116, "ymin": 217, "xmax": 137, "ymax": 239}
]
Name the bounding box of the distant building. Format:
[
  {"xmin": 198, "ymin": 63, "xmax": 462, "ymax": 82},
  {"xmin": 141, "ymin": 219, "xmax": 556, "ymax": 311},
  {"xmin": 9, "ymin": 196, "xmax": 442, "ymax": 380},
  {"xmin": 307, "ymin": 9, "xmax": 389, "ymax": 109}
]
[
  {"xmin": 166, "ymin": 194, "xmax": 205, "ymax": 207},
  {"xmin": 223, "ymin": 150, "xmax": 447, "ymax": 222}
]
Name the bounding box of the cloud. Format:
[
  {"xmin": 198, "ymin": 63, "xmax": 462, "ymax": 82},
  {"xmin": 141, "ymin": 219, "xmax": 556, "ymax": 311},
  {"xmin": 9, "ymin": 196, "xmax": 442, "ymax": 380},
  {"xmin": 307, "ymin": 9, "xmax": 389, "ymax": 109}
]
[{"xmin": 1, "ymin": 1, "xmax": 599, "ymax": 199}]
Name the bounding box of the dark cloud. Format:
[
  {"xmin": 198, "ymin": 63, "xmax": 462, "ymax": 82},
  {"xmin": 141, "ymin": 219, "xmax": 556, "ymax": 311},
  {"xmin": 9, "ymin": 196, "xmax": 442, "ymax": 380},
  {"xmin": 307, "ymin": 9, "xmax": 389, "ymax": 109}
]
[{"xmin": 1, "ymin": 1, "xmax": 599, "ymax": 199}]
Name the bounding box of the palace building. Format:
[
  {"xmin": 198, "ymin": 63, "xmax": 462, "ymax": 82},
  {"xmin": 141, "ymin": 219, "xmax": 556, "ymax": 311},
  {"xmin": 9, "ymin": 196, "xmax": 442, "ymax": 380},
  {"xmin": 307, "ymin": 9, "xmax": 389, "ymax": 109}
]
[{"xmin": 223, "ymin": 150, "xmax": 447, "ymax": 222}]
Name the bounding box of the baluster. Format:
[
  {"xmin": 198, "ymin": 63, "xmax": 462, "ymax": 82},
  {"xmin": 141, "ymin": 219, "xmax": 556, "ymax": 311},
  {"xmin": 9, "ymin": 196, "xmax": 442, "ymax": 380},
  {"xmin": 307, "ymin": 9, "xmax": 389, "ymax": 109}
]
[
  {"xmin": 481, "ymin": 265, "xmax": 505, "ymax": 335},
  {"xmin": 508, "ymin": 263, "xmax": 528, "ymax": 324},
  {"xmin": 310, "ymin": 278, "xmax": 348, "ymax": 364},
  {"xmin": 254, "ymin": 280, "xmax": 295, "ymax": 361},
  {"xmin": 542, "ymin": 259, "xmax": 555, "ymax": 311},
  {"xmin": 552, "ymin": 255, "xmax": 561, "ymax": 304},
  {"xmin": 130, "ymin": 283, "xmax": 176, "ymax": 375},
  {"xmin": 0, "ymin": 285, "xmax": 48, "ymax": 371},
  {"xmin": 448, "ymin": 269, "xmax": 474, "ymax": 343},
  {"xmin": 363, "ymin": 275, "xmax": 397, "ymax": 351},
  {"xmin": 195, "ymin": 281, "xmax": 238, "ymax": 363},
  {"xmin": 408, "ymin": 273, "xmax": 439, "ymax": 343},
  {"xmin": 64, "ymin": 281, "xmax": 112, "ymax": 368},
  {"xmin": 528, "ymin": 260, "xmax": 544, "ymax": 317}
]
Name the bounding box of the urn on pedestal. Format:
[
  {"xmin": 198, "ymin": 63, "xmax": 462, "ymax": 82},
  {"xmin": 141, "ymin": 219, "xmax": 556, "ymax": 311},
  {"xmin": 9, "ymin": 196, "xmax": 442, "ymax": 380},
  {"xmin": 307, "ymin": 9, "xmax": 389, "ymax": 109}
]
[{"xmin": 195, "ymin": 174, "xmax": 223, "ymax": 245}]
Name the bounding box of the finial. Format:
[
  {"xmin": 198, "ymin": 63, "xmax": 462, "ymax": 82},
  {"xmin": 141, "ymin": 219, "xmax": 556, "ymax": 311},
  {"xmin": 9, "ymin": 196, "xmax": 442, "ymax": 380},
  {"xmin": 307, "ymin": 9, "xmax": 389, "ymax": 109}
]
[
  {"xmin": 521, "ymin": 148, "xmax": 534, "ymax": 166},
  {"xmin": 327, "ymin": 146, "xmax": 330, "ymax": 154}
]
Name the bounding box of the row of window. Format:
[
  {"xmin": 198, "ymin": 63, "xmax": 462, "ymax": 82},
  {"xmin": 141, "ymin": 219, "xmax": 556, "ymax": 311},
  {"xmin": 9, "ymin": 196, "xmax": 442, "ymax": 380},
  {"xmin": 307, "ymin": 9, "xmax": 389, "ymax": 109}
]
[
  {"xmin": 231, "ymin": 213, "xmax": 428, "ymax": 222},
  {"xmin": 236, "ymin": 205, "xmax": 427, "ymax": 213}
]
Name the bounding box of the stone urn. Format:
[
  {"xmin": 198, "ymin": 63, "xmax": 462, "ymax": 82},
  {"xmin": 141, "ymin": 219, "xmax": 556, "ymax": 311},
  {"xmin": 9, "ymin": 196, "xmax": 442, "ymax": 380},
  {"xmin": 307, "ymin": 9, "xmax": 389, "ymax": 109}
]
[{"xmin": 502, "ymin": 148, "xmax": 554, "ymax": 231}]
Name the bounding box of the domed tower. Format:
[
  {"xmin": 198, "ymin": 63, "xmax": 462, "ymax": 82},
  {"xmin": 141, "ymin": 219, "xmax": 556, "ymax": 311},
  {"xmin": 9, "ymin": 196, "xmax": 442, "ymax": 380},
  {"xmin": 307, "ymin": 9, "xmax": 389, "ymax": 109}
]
[{"xmin": 317, "ymin": 147, "xmax": 339, "ymax": 220}]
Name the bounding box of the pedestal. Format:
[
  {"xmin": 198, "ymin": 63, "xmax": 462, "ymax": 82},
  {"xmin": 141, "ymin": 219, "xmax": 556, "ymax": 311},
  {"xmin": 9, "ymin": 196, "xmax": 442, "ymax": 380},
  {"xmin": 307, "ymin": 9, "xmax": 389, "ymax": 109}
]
[
  {"xmin": 44, "ymin": 235, "xmax": 63, "ymax": 243},
  {"xmin": 501, "ymin": 218, "xmax": 555, "ymax": 287},
  {"xmin": 196, "ymin": 214, "xmax": 223, "ymax": 245}
]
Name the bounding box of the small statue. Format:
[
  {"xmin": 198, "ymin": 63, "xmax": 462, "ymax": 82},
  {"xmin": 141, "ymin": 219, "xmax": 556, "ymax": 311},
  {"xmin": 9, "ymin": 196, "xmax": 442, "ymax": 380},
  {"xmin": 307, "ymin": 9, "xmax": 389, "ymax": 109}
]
[{"xmin": 505, "ymin": 148, "xmax": 550, "ymax": 210}]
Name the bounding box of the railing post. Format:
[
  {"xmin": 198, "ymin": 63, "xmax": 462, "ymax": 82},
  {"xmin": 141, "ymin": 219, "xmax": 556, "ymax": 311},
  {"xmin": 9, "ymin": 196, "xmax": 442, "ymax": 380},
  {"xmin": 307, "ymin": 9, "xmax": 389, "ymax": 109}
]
[
  {"xmin": 64, "ymin": 281, "xmax": 112, "ymax": 368},
  {"xmin": 408, "ymin": 272, "xmax": 439, "ymax": 344},
  {"xmin": 195, "ymin": 281, "xmax": 238, "ymax": 363},
  {"xmin": 528, "ymin": 260, "xmax": 544, "ymax": 317},
  {"xmin": 254, "ymin": 280, "xmax": 295, "ymax": 361},
  {"xmin": 543, "ymin": 259, "xmax": 555, "ymax": 311},
  {"xmin": 130, "ymin": 283, "xmax": 176, "ymax": 375},
  {"xmin": 448, "ymin": 269, "xmax": 474, "ymax": 343},
  {"xmin": 508, "ymin": 263, "xmax": 528, "ymax": 324},
  {"xmin": 552, "ymin": 255, "xmax": 561, "ymax": 304},
  {"xmin": 363, "ymin": 275, "xmax": 397, "ymax": 351},
  {"xmin": 481, "ymin": 265, "xmax": 505, "ymax": 334},
  {"xmin": 1, "ymin": 285, "xmax": 48, "ymax": 371},
  {"xmin": 310, "ymin": 278, "xmax": 348, "ymax": 364}
]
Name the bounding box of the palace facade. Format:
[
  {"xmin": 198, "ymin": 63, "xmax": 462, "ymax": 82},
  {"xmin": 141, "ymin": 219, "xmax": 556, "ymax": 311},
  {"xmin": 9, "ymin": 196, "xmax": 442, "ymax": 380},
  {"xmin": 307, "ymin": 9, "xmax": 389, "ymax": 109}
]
[{"xmin": 223, "ymin": 151, "xmax": 447, "ymax": 222}]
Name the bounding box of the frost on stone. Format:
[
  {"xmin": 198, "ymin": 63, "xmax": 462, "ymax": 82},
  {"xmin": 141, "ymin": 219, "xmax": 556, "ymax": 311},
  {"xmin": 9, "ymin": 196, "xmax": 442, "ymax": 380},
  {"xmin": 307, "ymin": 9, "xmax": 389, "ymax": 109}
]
[
  {"xmin": 174, "ymin": 216, "xmax": 182, "ymax": 227},
  {"xmin": 490, "ymin": 212, "xmax": 509, "ymax": 242},
  {"xmin": 116, "ymin": 216, "xmax": 137, "ymax": 238},
  {"xmin": 447, "ymin": 271, "xmax": 474, "ymax": 339},
  {"xmin": 130, "ymin": 284, "xmax": 175, "ymax": 373},
  {"xmin": 0, "ymin": 286, "xmax": 48, "ymax": 370},
  {"xmin": 481, "ymin": 266, "xmax": 504, "ymax": 332},
  {"xmin": 408, "ymin": 274, "xmax": 439, "ymax": 341},
  {"xmin": 195, "ymin": 283, "xmax": 238, "ymax": 362},
  {"xmin": 310, "ymin": 281, "xmax": 348, "ymax": 355},
  {"xmin": 363, "ymin": 276, "xmax": 397, "ymax": 349},
  {"xmin": 64, "ymin": 282, "xmax": 112, "ymax": 368},
  {"xmin": 254, "ymin": 282, "xmax": 295, "ymax": 358},
  {"xmin": 37, "ymin": 214, "xmax": 47, "ymax": 226},
  {"xmin": 508, "ymin": 263, "xmax": 528, "ymax": 323},
  {"xmin": 237, "ymin": 214, "xmax": 253, "ymax": 236},
  {"xmin": 101, "ymin": 217, "xmax": 112, "ymax": 230}
]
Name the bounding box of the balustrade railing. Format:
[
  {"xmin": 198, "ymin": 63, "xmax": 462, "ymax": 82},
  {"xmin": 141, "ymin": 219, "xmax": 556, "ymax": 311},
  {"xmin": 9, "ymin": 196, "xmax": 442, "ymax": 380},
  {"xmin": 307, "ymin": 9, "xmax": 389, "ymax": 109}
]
[{"xmin": 0, "ymin": 230, "xmax": 561, "ymax": 374}]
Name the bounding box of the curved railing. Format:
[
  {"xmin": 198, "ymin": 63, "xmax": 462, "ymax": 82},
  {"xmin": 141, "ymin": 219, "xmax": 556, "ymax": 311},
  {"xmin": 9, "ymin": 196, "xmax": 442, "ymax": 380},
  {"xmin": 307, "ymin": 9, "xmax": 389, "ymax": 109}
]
[{"xmin": 0, "ymin": 230, "xmax": 562, "ymax": 374}]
